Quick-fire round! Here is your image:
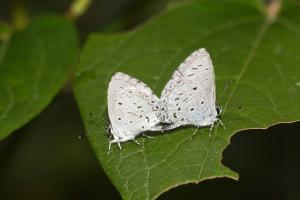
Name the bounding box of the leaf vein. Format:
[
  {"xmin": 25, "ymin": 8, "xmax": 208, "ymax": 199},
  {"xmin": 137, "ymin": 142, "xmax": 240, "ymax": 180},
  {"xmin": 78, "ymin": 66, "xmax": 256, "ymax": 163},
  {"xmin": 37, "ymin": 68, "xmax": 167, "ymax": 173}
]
[{"xmin": 197, "ymin": 21, "xmax": 270, "ymax": 180}]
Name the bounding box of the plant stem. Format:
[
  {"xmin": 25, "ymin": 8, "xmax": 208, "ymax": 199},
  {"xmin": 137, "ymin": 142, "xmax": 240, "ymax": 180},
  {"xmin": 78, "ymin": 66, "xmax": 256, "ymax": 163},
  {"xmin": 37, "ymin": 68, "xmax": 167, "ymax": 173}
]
[
  {"xmin": 65, "ymin": 0, "xmax": 93, "ymax": 21},
  {"xmin": 11, "ymin": 0, "xmax": 28, "ymax": 30}
]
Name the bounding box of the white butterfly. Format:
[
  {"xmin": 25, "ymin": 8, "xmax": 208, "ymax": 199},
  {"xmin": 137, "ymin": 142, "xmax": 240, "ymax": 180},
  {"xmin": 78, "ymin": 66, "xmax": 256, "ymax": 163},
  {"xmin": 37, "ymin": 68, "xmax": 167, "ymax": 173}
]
[
  {"xmin": 107, "ymin": 72, "xmax": 161, "ymax": 151},
  {"xmin": 159, "ymin": 48, "xmax": 223, "ymax": 131},
  {"xmin": 107, "ymin": 48, "xmax": 223, "ymax": 151}
]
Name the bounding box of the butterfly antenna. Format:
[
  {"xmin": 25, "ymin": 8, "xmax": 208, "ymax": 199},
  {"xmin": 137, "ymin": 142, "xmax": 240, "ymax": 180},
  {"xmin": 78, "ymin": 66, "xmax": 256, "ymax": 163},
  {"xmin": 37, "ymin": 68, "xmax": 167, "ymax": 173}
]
[
  {"xmin": 100, "ymin": 119, "xmax": 112, "ymax": 135},
  {"xmin": 103, "ymin": 118, "xmax": 110, "ymax": 127},
  {"xmin": 216, "ymin": 80, "xmax": 232, "ymax": 103}
]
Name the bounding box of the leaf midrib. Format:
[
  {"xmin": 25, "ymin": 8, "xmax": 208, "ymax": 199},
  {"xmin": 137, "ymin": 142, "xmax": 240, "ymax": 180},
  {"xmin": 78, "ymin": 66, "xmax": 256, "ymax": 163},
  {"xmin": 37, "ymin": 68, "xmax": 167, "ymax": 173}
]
[{"xmin": 196, "ymin": 20, "xmax": 270, "ymax": 181}]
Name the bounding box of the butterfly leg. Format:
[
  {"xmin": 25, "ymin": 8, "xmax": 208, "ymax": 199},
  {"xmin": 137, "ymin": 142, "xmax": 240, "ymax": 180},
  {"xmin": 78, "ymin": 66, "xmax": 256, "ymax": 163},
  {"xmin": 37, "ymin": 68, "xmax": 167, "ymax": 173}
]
[
  {"xmin": 107, "ymin": 140, "xmax": 114, "ymax": 155},
  {"xmin": 208, "ymin": 119, "xmax": 225, "ymax": 137},
  {"xmin": 107, "ymin": 137, "xmax": 121, "ymax": 155},
  {"xmin": 143, "ymin": 133, "xmax": 154, "ymax": 139},
  {"xmin": 188, "ymin": 126, "xmax": 200, "ymax": 141},
  {"xmin": 117, "ymin": 142, "xmax": 122, "ymax": 150},
  {"xmin": 209, "ymin": 123, "xmax": 215, "ymax": 136},
  {"xmin": 132, "ymin": 139, "xmax": 142, "ymax": 147},
  {"xmin": 193, "ymin": 126, "xmax": 200, "ymax": 136},
  {"xmin": 123, "ymin": 137, "xmax": 145, "ymax": 149},
  {"xmin": 218, "ymin": 119, "xmax": 226, "ymax": 129},
  {"xmin": 118, "ymin": 137, "xmax": 137, "ymax": 150}
]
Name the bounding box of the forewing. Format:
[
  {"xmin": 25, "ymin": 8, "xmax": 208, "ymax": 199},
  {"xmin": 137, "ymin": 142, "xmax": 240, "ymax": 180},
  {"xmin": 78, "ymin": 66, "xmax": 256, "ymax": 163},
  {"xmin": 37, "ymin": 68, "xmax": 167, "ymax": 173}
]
[
  {"xmin": 108, "ymin": 72, "xmax": 161, "ymax": 137},
  {"xmin": 160, "ymin": 48, "xmax": 216, "ymax": 127}
]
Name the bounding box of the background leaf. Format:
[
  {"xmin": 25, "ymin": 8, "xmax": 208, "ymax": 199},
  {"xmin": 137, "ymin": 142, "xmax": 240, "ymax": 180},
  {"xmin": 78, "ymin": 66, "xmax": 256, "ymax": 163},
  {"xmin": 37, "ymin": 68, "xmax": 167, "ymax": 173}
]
[
  {"xmin": 0, "ymin": 15, "xmax": 79, "ymax": 139},
  {"xmin": 0, "ymin": 22, "xmax": 11, "ymax": 41},
  {"xmin": 74, "ymin": 1, "xmax": 300, "ymax": 199}
]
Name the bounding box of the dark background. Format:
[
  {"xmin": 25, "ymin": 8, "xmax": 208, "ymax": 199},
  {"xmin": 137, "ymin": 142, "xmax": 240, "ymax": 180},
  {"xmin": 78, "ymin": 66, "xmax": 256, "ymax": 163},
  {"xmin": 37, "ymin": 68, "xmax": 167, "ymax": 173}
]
[{"xmin": 0, "ymin": 0, "xmax": 299, "ymax": 199}]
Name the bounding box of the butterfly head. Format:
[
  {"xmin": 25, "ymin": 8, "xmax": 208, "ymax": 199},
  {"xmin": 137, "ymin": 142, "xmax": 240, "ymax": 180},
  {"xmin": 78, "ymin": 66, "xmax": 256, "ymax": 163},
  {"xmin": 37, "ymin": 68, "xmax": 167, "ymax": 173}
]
[{"xmin": 216, "ymin": 106, "xmax": 222, "ymax": 117}]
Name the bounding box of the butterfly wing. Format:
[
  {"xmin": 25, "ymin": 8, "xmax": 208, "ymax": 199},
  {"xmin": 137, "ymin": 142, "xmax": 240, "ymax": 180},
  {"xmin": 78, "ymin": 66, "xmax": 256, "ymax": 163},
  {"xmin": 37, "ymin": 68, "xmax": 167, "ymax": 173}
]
[
  {"xmin": 108, "ymin": 72, "xmax": 161, "ymax": 141},
  {"xmin": 160, "ymin": 48, "xmax": 217, "ymax": 129}
]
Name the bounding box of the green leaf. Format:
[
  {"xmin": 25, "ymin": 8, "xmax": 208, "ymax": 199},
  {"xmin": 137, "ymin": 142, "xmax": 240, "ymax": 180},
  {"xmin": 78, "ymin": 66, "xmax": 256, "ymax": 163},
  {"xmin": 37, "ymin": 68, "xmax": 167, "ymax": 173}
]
[
  {"xmin": 74, "ymin": 1, "xmax": 300, "ymax": 199},
  {"xmin": 0, "ymin": 15, "xmax": 79, "ymax": 139},
  {"xmin": 0, "ymin": 22, "xmax": 12, "ymax": 42}
]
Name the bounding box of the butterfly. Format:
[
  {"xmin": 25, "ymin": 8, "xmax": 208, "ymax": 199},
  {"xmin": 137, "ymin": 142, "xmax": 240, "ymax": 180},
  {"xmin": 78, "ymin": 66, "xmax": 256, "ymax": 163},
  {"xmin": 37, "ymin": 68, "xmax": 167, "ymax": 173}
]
[
  {"xmin": 107, "ymin": 48, "xmax": 223, "ymax": 151},
  {"xmin": 107, "ymin": 72, "xmax": 161, "ymax": 151},
  {"xmin": 159, "ymin": 48, "xmax": 223, "ymax": 132}
]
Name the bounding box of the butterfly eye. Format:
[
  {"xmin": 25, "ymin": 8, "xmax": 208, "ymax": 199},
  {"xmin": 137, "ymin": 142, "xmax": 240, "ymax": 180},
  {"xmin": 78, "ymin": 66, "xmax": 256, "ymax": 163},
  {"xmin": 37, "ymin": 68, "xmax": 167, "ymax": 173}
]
[{"xmin": 216, "ymin": 106, "xmax": 222, "ymax": 116}]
